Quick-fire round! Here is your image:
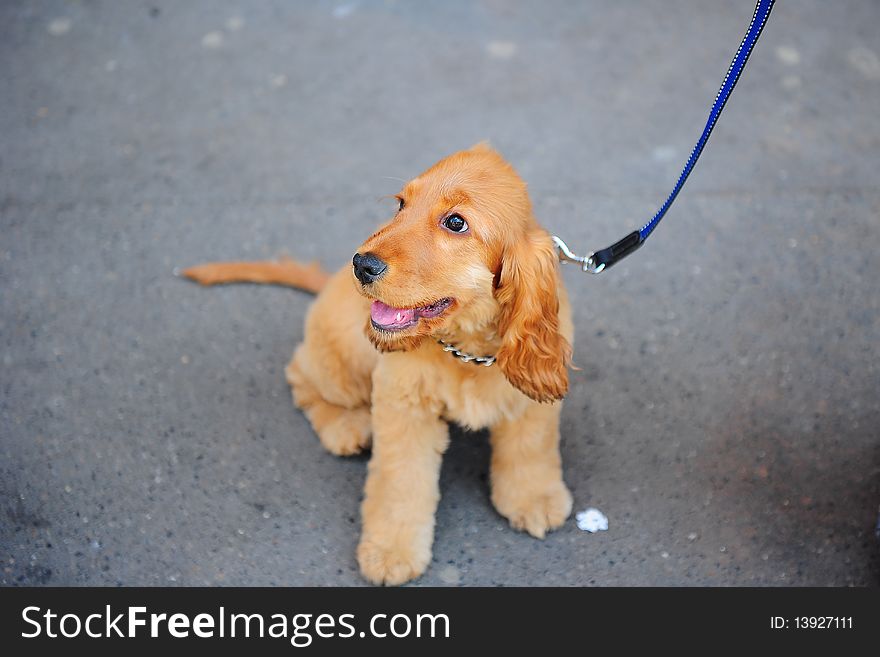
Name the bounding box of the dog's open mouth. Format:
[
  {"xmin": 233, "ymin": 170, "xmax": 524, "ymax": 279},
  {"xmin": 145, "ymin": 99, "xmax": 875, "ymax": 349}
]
[{"xmin": 370, "ymin": 298, "xmax": 453, "ymax": 332}]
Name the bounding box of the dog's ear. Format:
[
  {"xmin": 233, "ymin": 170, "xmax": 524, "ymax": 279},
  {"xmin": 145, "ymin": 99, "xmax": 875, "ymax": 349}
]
[{"xmin": 495, "ymin": 231, "xmax": 571, "ymax": 402}]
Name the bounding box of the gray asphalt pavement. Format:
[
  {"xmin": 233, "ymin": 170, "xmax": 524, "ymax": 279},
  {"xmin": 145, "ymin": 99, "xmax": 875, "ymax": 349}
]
[{"xmin": 2, "ymin": 1, "xmax": 879, "ymax": 586}]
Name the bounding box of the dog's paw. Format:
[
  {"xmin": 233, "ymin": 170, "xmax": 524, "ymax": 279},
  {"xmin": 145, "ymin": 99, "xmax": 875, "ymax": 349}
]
[
  {"xmin": 492, "ymin": 480, "xmax": 573, "ymax": 539},
  {"xmin": 318, "ymin": 407, "xmax": 372, "ymax": 456},
  {"xmin": 357, "ymin": 538, "xmax": 430, "ymax": 586}
]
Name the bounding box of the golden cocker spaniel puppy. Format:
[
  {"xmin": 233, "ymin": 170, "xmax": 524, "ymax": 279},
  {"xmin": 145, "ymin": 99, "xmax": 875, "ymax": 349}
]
[{"xmin": 183, "ymin": 143, "xmax": 574, "ymax": 585}]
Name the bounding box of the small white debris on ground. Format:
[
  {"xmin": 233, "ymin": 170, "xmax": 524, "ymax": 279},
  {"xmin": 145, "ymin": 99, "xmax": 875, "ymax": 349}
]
[
  {"xmin": 652, "ymin": 145, "xmax": 677, "ymax": 162},
  {"xmin": 486, "ymin": 41, "xmax": 517, "ymax": 60},
  {"xmin": 437, "ymin": 565, "xmax": 460, "ymax": 585},
  {"xmin": 47, "ymin": 18, "xmax": 72, "ymax": 36},
  {"xmin": 775, "ymin": 45, "xmax": 801, "ymax": 66},
  {"xmin": 225, "ymin": 16, "xmax": 244, "ymax": 32},
  {"xmin": 333, "ymin": 4, "xmax": 357, "ymax": 19},
  {"xmin": 201, "ymin": 31, "xmax": 224, "ymax": 49},
  {"xmin": 576, "ymin": 507, "xmax": 608, "ymax": 533}
]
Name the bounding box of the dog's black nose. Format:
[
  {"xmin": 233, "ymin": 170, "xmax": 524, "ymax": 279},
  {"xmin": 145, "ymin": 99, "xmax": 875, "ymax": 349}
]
[{"xmin": 352, "ymin": 252, "xmax": 387, "ymax": 285}]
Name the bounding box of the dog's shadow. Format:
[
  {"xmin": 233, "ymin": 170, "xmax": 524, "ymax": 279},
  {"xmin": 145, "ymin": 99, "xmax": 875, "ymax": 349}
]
[
  {"xmin": 694, "ymin": 390, "xmax": 880, "ymax": 585},
  {"xmin": 439, "ymin": 424, "xmax": 493, "ymax": 506}
]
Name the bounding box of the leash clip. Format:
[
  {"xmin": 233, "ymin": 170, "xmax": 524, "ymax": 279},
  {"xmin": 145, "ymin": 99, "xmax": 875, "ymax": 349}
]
[
  {"xmin": 553, "ymin": 231, "xmax": 644, "ymax": 274},
  {"xmin": 551, "ymin": 236, "xmax": 604, "ymax": 274}
]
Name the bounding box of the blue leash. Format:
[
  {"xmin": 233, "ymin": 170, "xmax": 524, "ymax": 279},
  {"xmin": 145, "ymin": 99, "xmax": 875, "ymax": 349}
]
[{"xmin": 554, "ymin": 0, "xmax": 776, "ymax": 274}]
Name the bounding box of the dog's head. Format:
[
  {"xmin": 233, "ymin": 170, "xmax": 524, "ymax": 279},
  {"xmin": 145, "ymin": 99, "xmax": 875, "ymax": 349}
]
[{"xmin": 353, "ymin": 143, "xmax": 571, "ymax": 402}]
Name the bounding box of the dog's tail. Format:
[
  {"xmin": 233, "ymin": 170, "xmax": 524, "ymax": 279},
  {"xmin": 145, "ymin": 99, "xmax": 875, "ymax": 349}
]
[{"xmin": 178, "ymin": 257, "xmax": 331, "ymax": 294}]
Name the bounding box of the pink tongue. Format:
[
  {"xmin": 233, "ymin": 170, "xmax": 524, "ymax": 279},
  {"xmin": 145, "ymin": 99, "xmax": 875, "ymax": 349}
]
[{"xmin": 371, "ymin": 300, "xmax": 417, "ymax": 327}]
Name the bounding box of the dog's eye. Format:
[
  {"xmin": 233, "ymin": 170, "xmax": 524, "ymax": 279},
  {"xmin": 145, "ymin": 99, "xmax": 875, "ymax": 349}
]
[
  {"xmin": 442, "ymin": 214, "xmax": 468, "ymax": 233},
  {"xmin": 397, "ymin": 197, "xmax": 405, "ymax": 212}
]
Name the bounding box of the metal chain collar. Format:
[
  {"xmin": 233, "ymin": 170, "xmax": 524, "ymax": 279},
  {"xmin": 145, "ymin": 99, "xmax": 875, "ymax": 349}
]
[{"xmin": 437, "ymin": 339, "xmax": 496, "ymax": 367}]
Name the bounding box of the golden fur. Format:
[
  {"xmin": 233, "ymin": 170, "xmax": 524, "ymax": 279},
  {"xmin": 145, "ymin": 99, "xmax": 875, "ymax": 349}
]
[{"xmin": 183, "ymin": 144, "xmax": 574, "ymax": 585}]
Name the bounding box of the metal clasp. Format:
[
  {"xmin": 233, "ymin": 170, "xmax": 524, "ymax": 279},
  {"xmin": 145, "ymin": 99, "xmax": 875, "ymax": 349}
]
[{"xmin": 551, "ymin": 235, "xmax": 605, "ymax": 274}]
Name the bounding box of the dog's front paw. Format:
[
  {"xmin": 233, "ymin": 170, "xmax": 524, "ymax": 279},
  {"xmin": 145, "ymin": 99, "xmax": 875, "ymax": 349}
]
[
  {"xmin": 492, "ymin": 479, "xmax": 573, "ymax": 539},
  {"xmin": 357, "ymin": 537, "xmax": 430, "ymax": 586}
]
